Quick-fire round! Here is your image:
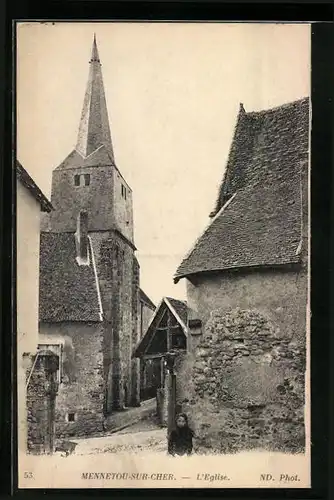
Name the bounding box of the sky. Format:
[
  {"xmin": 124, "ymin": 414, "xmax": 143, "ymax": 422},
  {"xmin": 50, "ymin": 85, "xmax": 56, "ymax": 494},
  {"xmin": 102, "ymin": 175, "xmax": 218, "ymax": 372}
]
[{"xmin": 17, "ymin": 22, "xmax": 310, "ymax": 305}]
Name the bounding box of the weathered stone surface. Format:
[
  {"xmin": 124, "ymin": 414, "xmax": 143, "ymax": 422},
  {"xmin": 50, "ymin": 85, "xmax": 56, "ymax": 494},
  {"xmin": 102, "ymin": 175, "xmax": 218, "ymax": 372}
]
[
  {"xmin": 39, "ymin": 322, "xmax": 105, "ymax": 438},
  {"xmin": 176, "ymin": 308, "xmax": 306, "ymax": 454},
  {"xmin": 27, "ymin": 352, "xmax": 59, "ymax": 454}
]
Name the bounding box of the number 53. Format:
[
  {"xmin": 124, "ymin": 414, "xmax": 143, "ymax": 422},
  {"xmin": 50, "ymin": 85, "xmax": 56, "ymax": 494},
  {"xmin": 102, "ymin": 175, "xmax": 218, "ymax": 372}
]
[{"xmin": 24, "ymin": 472, "xmax": 33, "ymax": 479}]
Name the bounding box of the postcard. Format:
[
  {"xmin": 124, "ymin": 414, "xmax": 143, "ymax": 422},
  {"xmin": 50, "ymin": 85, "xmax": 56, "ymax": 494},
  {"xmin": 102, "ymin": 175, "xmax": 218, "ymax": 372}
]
[{"xmin": 16, "ymin": 21, "xmax": 311, "ymax": 489}]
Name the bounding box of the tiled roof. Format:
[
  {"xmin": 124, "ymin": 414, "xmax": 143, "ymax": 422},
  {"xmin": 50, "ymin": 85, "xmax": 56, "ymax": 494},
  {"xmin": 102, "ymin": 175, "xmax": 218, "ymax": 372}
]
[
  {"xmin": 174, "ymin": 97, "xmax": 309, "ymax": 282},
  {"xmin": 165, "ymin": 297, "xmax": 188, "ymax": 327},
  {"xmin": 16, "ymin": 161, "xmax": 53, "ymax": 212},
  {"xmin": 139, "ymin": 289, "xmax": 156, "ymax": 310},
  {"xmin": 39, "ymin": 232, "xmax": 102, "ymax": 322},
  {"xmin": 133, "ymin": 297, "xmax": 188, "ymax": 358}
]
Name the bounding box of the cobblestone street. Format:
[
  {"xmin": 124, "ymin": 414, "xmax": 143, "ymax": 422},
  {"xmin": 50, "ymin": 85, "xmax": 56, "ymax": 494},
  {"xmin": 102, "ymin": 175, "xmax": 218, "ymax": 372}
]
[{"xmin": 70, "ymin": 419, "xmax": 167, "ymax": 456}]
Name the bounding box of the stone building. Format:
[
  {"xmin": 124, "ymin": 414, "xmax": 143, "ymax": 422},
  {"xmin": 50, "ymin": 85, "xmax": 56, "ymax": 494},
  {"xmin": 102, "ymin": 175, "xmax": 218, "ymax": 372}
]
[
  {"xmin": 39, "ymin": 35, "xmax": 154, "ymax": 438},
  {"xmin": 16, "ymin": 161, "xmax": 59, "ymax": 454},
  {"xmin": 173, "ymin": 97, "xmax": 310, "ymax": 454}
]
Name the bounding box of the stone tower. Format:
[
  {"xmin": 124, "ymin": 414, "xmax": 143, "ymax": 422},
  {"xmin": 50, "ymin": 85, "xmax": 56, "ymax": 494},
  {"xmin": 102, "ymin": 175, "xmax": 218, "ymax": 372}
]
[{"xmin": 43, "ymin": 35, "xmax": 141, "ymax": 413}]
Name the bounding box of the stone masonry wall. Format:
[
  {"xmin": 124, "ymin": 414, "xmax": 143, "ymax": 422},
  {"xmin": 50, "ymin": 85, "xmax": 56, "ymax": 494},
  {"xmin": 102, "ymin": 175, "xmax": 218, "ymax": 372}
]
[
  {"xmin": 90, "ymin": 232, "xmax": 135, "ymax": 413},
  {"xmin": 186, "ymin": 268, "xmax": 307, "ymax": 348},
  {"xmin": 131, "ymin": 258, "xmax": 141, "ymax": 406},
  {"xmin": 39, "ymin": 322, "xmax": 104, "ymax": 438},
  {"xmin": 50, "ymin": 166, "xmax": 115, "ymax": 233},
  {"xmin": 26, "ymin": 351, "xmax": 59, "ymax": 454},
  {"xmin": 178, "ymin": 308, "xmax": 306, "ymax": 454}
]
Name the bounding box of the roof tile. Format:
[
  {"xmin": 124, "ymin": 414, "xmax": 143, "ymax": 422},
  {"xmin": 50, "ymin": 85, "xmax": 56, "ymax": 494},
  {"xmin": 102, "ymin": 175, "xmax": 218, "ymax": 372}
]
[
  {"xmin": 39, "ymin": 232, "xmax": 102, "ymax": 322},
  {"xmin": 175, "ymin": 97, "xmax": 309, "ymax": 281}
]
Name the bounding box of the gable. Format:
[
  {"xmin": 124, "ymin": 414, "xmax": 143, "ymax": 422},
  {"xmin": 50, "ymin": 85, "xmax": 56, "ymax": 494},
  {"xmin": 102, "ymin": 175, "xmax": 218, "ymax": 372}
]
[
  {"xmin": 175, "ymin": 98, "xmax": 309, "ymax": 282},
  {"xmin": 54, "ymin": 146, "xmax": 115, "ymax": 171},
  {"xmin": 133, "ymin": 298, "xmax": 188, "ymax": 358}
]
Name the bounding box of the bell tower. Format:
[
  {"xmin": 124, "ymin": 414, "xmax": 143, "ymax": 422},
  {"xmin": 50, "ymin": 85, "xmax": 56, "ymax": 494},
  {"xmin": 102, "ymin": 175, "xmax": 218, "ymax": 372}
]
[
  {"xmin": 47, "ymin": 34, "xmax": 134, "ymax": 245},
  {"xmin": 43, "ymin": 35, "xmax": 140, "ymax": 413}
]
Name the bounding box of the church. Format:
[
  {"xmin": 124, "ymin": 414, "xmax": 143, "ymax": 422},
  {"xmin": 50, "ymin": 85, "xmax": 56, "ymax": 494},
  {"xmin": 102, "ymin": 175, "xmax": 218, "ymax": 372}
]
[{"xmin": 38, "ymin": 35, "xmax": 154, "ymax": 438}]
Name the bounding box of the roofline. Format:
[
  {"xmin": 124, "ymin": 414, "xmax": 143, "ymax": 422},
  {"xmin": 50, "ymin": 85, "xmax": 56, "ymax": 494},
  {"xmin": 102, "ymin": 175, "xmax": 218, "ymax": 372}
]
[
  {"xmin": 16, "ymin": 161, "xmax": 53, "ymax": 213},
  {"xmin": 164, "ymin": 297, "xmax": 188, "ymax": 336},
  {"xmin": 41, "ymin": 227, "xmax": 136, "ymax": 251},
  {"xmin": 210, "ymin": 104, "xmax": 245, "ymax": 218},
  {"xmin": 132, "ymin": 296, "xmax": 188, "ymax": 358},
  {"xmin": 139, "ymin": 288, "xmax": 156, "ymax": 310},
  {"xmin": 209, "ymin": 96, "xmax": 310, "ymax": 219},
  {"xmin": 174, "ymin": 192, "xmax": 237, "ymax": 281},
  {"xmin": 88, "ymin": 236, "xmax": 104, "ymax": 321},
  {"xmin": 245, "ymin": 96, "xmax": 309, "ymax": 117},
  {"xmin": 174, "ymin": 260, "xmax": 302, "ymax": 284},
  {"xmin": 39, "ymin": 319, "xmax": 103, "ymax": 324},
  {"xmin": 132, "ymin": 297, "xmax": 165, "ymax": 357}
]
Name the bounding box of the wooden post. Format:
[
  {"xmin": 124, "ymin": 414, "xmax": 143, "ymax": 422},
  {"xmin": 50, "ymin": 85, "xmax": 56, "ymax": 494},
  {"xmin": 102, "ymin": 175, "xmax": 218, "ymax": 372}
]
[
  {"xmin": 167, "ymin": 372, "xmax": 176, "ymax": 435},
  {"xmin": 166, "ymin": 309, "xmax": 172, "ymax": 351},
  {"xmin": 160, "ymin": 357, "xmax": 164, "ymax": 388}
]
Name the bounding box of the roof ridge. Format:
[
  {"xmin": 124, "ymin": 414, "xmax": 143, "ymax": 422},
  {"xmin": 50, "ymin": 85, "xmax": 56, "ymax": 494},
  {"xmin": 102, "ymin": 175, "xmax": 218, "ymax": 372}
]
[
  {"xmin": 245, "ymin": 96, "xmax": 309, "ymax": 117},
  {"xmin": 165, "ymin": 296, "xmax": 187, "ymax": 304}
]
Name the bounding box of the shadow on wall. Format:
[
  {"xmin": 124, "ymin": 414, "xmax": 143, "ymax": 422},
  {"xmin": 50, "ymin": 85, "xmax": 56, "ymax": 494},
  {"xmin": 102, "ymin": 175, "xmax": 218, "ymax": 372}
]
[{"xmin": 179, "ymin": 308, "xmax": 306, "ymax": 455}]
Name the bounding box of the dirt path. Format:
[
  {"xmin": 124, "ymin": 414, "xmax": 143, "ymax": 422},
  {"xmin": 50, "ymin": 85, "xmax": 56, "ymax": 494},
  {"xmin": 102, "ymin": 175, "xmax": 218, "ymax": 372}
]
[{"xmin": 72, "ymin": 419, "xmax": 167, "ymax": 456}]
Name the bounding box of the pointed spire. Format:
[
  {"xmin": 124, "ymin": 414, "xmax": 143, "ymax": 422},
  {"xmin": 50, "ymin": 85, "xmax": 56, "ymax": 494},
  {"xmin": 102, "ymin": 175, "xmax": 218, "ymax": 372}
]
[
  {"xmin": 76, "ymin": 35, "xmax": 115, "ymax": 161},
  {"xmin": 90, "ymin": 33, "xmax": 100, "ymax": 63}
]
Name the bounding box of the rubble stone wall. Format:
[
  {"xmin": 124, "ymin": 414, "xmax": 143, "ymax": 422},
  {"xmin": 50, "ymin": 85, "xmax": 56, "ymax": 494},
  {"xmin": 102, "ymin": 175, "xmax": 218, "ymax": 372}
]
[
  {"xmin": 90, "ymin": 232, "xmax": 137, "ymax": 413},
  {"xmin": 177, "ymin": 308, "xmax": 306, "ymax": 454},
  {"xmin": 26, "ymin": 351, "xmax": 59, "ymax": 454},
  {"xmin": 186, "ymin": 268, "xmax": 308, "ymax": 347}
]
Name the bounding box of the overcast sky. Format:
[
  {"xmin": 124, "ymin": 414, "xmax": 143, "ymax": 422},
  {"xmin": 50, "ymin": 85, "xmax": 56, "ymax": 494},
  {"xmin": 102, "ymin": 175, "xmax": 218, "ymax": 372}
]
[{"xmin": 17, "ymin": 22, "xmax": 310, "ymax": 304}]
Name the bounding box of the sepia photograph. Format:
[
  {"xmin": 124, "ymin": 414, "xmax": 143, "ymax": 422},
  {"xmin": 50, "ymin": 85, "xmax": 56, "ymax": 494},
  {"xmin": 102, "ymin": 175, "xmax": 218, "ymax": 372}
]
[{"xmin": 16, "ymin": 21, "xmax": 310, "ymax": 488}]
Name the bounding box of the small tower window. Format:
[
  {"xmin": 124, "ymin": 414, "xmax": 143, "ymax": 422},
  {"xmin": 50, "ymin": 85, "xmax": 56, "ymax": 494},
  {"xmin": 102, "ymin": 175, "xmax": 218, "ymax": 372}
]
[
  {"xmin": 121, "ymin": 184, "xmax": 127, "ymax": 199},
  {"xmin": 74, "ymin": 174, "xmax": 91, "ymax": 187},
  {"xmin": 67, "ymin": 412, "xmax": 76, "ymax": 422}
]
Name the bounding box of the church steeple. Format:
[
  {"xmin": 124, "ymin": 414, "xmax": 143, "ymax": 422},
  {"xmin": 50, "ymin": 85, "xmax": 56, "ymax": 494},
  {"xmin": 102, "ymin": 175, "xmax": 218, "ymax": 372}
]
[
  {"xmin": 91, "ymin": 33, "xmax": 100, "ymax": 62},
  {"xmin": 76, "ymin": 35, "xmax": 115, "ymax": 161},
  {"xmin": 49, "ymin": 34, "xmax": 134, "ymax": 243}
]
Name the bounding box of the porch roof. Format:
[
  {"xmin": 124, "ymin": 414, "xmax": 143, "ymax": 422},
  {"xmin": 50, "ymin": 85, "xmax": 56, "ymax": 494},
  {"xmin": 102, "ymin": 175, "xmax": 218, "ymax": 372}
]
[{"xmin": 133, "ymin": 297, "xmax": 188, "ymax": 358}]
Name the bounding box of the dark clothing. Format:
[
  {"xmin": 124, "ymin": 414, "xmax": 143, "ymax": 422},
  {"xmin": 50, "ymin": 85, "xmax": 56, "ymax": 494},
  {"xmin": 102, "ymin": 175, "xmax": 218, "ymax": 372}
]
[{"xmin": 168, "ymin": 427, "xmax": 194, "ymax": 456}]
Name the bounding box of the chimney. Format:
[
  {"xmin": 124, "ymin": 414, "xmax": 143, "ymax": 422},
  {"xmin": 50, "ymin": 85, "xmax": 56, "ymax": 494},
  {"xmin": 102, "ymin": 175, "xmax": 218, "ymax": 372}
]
[{"xmin": 75, "ymin": 211, "xmax": 89, "ymax": 265}]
